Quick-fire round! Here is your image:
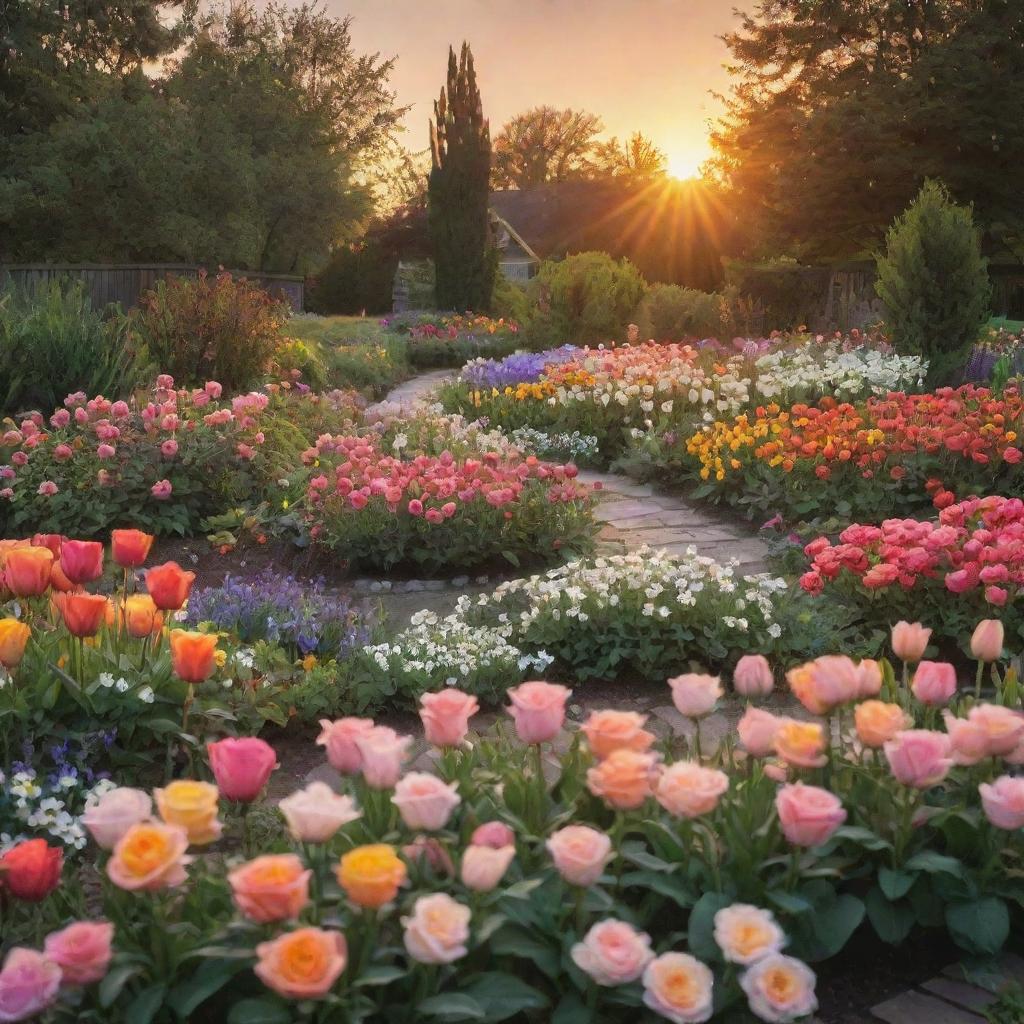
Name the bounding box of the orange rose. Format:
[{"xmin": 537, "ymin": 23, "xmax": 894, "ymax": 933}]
[
  {"xmin": 169, "ymin": 629, "xmax": 218, "ymax": 683},
  {"xmin": 336, "ymin": 844, "xmax": 407, "ymax": 908},
  {"xmin": 580, "ymin": 710, "xmax": 656, "ymax": 760},
  {"xmin": 228, "ymin": 854, "xmax": 310, "ymax": 922},
  {"xmin": 107, "ymin": 822, "xmax": 191, "ymax": 891},
  {"xmin": 254, "ymin": 928, "xmax": 346, "ymax": 1000},
  {"xmin": 586, "ymin": 749, "xmax": 661, "ymax": 810},
  {"xmin": 855, "ymin": 701, "xmax": 910, "ymax": 748}
]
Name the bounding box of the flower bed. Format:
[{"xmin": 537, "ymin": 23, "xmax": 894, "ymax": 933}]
[
  {"xmin": 404, "ymin": 314, "xmax": 522, "ymax": 369},
  {"xmin": 676, "ymin": 385, "xmax": 1023, "ymax": 522},
  {"xmin": 1, "ymin": 626, "xmax": 1022, "ymax": 1022},
  {"xmin": 302, "ymin": 433, "xmax": 596, "ymax": 573},
  {"xmin": 799, "ymin": 494, "xmax": 1024, "ymax": 650}
]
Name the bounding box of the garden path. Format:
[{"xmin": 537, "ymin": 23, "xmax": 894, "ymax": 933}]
[{"xmin": 382, "ymin": 371, "xmax": 771, "ymax": 574}]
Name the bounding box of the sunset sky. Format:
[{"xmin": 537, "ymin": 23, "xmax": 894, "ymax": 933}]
[{"xmin": 334, "ymin": 0, "xmax": 739, "ymax": 179}]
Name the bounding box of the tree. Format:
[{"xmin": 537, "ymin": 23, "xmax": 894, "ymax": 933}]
[
  {"xmin": 428, "ymin": 42, "xmax": 494, "ymax": 311},
  {"xmin": 592, "ymin": 132, "xmax": 667, "ymax": 181},
  {"xmin": 491, "ymin": 106, "xmax": 603, "ymax": 189},
  {"xmin": 875, "ymin": 180, "xmax": 990, "ymax": 380},
  {"xmin": 712, "ymin": 1, "xmax": 1024, "ymax": 260}
]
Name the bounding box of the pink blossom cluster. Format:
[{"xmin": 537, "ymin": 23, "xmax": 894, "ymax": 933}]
[{"xmin": 800, "ymin": 494, "xmax": 1024, "ymax": 606}]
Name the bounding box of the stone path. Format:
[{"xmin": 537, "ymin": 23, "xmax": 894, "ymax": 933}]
[{"xmin": 382, "ymin": 371, "xmax": 771, "ymax": 575}]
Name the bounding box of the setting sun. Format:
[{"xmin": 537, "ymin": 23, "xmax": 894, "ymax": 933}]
[{"xmin": 665, "ymin": 147, "xmax": 708, "ymax": 181}]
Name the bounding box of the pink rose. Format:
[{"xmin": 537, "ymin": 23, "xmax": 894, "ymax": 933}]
[
  {"xmin": 714, "ymin": 904, "xmax": 785, "ymax": 966},
  {"xmin": 316, "ymin": 717, "xmax": 375, "ymax": 774},
  {"xmin": 911, "ymin": 661, "xmax": 957, "ymax": 706},
  {"xmin": 733, "ymin": 655, "xmax": 773, "ymax": 698},
  {"xmin": 228, "ymin": 854, "xmax": 311, "ymax": 923},
  {"xmin": 964, "ymin": 704, "xmax": 1024, "ymax": 757},
  {"xmin": 506, "ymin": 681, "xmax": 571, "ymax": 743},
  {"xmin": 402, "ymin": 893, "xmax": 471, "ymax": 964},
  {"xmin": 741, "ymin": 954, "xmax": 818, "ymax": 1023},
  {"xmin": 279, "ymin": 782, "xmax": 360, "ymax": 843},
  {"xmin": 775, "ymin": 783, "xmax": 847, "ymax": 847},
  {"xmin": 979, "ymin": 776, "xmax": 1024, "ymax": 830},
  {"xmin": 655, "ymin": 762, "xmax": 729, "ymax": 818},
  {"xmin": 160, "ymin": 439, "xmax": 178, "ymax": 458},
  {"xmin": 942, "ymin": 711, "xmax": 990, "ymax": 765},
  {"xmin": 43, "ymin": 921, "xmax": 114, "ymax": 985},
  {"xmin": 890, "ymin": 621, "xmax": 931, "ymax": 662},
  {"xmin": 546, "ymin": 824, "xmax": 612, "ymax": 886},
  {"xmin": 643, "ymin": 952, "xmax": 714, "ymax": 1024},
  {"xmin": 356, "ymin": 727, "xmax": 412, "ymax": 789},
  {"xmin": 460, "ymin": 844, "xmax": 514, "ymax": 891},
  {"xmin": 737, "ymin": 707, "xmax": 784, "ymax": 758},
  {"xmin": 571, "ymin": 919, "xmax": 654, "ymax": 986},
  {"xmin": 668, "ymin": 673, "xmax": 722, "ymax": 718},
  {"xmin": 471, "ymin": 821, "xmax": 515, "ymax": 848},
  {"xmin": 207, "ymin": 737, "xmax": 277, "ymax": 803},
  {"xmin": 391, "ymin": 773, "xmax": 460, "ymax": 830},
  {"xmin": 81, "ymin": 787, "xmax": 153, "ymax": 850},
  {"xmin": 884, "ymin": 730, "xmax": 952, "ymax": 788},
  {"xmin": 0, "ymin": 948, "xmax": 62, "ymax": 1019},
  {"xmin": 419, "ymin": 688, "xmax": 479, "ymax": 747},
  {"xmin": 151, "ymin": 479, "xmax": 172, "ymax": 500}
]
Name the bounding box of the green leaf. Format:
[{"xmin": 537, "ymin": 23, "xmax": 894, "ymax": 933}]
[
  {"xmin": 865, "ymin": 886, "xmax": 916, "ymax": 945},
  {"xmin": 620, "ymin": 842, "xmax": 674, "ymax": 872},
  {"xmin": 501, "ymin": 878, "xmax": 545, "ymax": 900},
  {"xmin": 945, "ymin": 897, "xmax": 1009, "ymax": 956},
  {"xmin": 354, "ymin": 965, "xmax": 406, "ymax": 987},
  {"xmin": 833, "ymin": 825, "xmax": 892, "ymax": 851},
  {"xmin": 552, "ymin": 991, "xmax": 590, "ymax": 1024},
  {"xmin": 489, "ymin": 924, "xmax": 560, "ymax": 979},
  {"xmin": 621, "ymin": 870, "xmax": 695, "ymax": 909},
  {"xmin": 418, "ymin": 993, "xmax": 487, "ymax": 1020},
  {"xmin": 905, "ymin": 851, "xmax": 964, "ymax": 877},
  {"xmin": 169, "ymin": 958, "xmax": 248, "ymax": 1018},
  {"xmin": 878, "ymin": 867, "xmax": 915, "ymax": 901},
  {"xmin": 99, "ymin": 964, "xmax": 143, "ymax": 1008},
  {"xmin": 766, "ymin": 889, "xmax": 813, "ymax": 915},
  {"xmin": 125, "ymin": 984, "xmax": 167, "ymax": 1024},
  {"xmin": 807, "ymin": 893, "xmax": 865, "ymax": 961},
  {"xmin": 686, "ymin": 891, "xmax": 732, "ymax": 961},
  {"xmin": 227, "ymin": 998, "xmax": 292, "ymax": 1024},
  {"xmin": 461, "ymin": 973, "xmax": 549, "ymax": 1021}
]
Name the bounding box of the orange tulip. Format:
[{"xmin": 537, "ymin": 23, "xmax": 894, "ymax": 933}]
[
  {"xmin": 4, "ymin": 547, "xmax": 54, "ymax": 597},
  {"xmin": 0, "ymin": 618, "xmax": 31, "ymax": 668},
  {"xmin": 118, "ymin": 595, "xmax": 163, "ymax": 638},
  {"xmin": 145, "ymin": 562, "xmax": 196, "ymax": 611},
  {"xmin": 60, "ymin": 540, "xmax": 104, "ymax": 585},
  {"xmin": 49, "ymin": 560, "xmax": 78, "ymax": 593},
  {"xmin": 111, "ymin": 529, "xmax": 155, "ymax": 568},
  {"xmin": 54, "ymin": 592, "xmax": 110, "ymax": 638},
  {"xmin": 169, "ymin": 629, "xmax": 218, "ymax": 683}
]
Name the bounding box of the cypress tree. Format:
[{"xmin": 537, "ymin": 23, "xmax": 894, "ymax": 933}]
[{"xmin": 428, "ymin": 42, "xmax": 494, "ymax": 311}]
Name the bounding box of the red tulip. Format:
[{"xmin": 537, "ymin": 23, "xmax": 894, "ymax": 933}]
[
  {"xmin": 0, "ymin": 839, "xmax": 62, "ymax": 901},
  {"xmin": 208, "ymin": 737, "xmax": 277, "ymax": 802},
  {"xmin": 145, "ymin": 562, "xmax": 196, "ymax": 611},
  {"xmin": 60, "ymin": 540, "xmax": 104, "ymax": 585},
  {"xmin": 111, "ymin": 529, "xmax": 155, "ymax": 568},
  {"xmin": 31, "ymin": 534, "xmax": 64, "ymax": 557},
  {"xmin": 54, "ymin": 592, "xmax": 110, "ymax": 638}
]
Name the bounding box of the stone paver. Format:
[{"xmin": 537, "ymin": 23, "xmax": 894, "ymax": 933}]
[{"xmin": 382, "ymin": 369, "xmax": 454, "ymax": 407}]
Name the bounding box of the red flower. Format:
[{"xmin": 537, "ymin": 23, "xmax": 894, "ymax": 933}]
[
  {"xmin": 0, "ymin": 839, "xmax": 62, "ymax": 901},
  {"xmin": 60, "ymin": 540, "xmax": 104, "ymax": 585}
]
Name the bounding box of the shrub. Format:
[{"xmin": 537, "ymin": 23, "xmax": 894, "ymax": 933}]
[
  {"xmin": 326, "ymin": 338, "xmax": 410, "ymax": 398},
  {"xmin": 876, "ymin": 180, "xmax": 991, "ymax": 382},
  {"xmin": 129, "ymin": 270, "xmax": 287, "ymax": 391},
  {"xmin": 491, "ymin": 271, "xmax": 532, "ymax": 323},
  {"xmin": 269, "ymin": 337, "xmax": 329, "ymax": 391},
  {"xmin": 634, "ymin": 283, "xmax": 723, "ymax": 340},
  {"xmin": 307, "ymin": 240, "xmax": 398, "ymax": 315},
  {"xmin": 525, "ymin": 251, "xmax": 647, "ymax": 347},
  {"xmin": 0, "ymin": 278, "xmax": 141, "ymax": 417}
]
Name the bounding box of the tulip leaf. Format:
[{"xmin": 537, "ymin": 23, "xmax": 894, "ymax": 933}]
[
  {"xmin": 878, "ymin": 867, "xmax": 916, "ymax": 901},
  {"xmin": 461, "ymin": 972, "xmax": 549, "ymax": 1020},
  {"xmin": 622, "ymin": 870, "xmax": 696, "ymax": 909},
  {"xmin": 99, "ymin": 964, "xmax": 144, "ymax": 1008},
  {"xmin": 501, "ymin": 878, "xmax": 545, "ymax": 900},
  {"xmin": 766, "ymin": 889, "xmax": 814, "ymax": 916},
  {"xmin": 803, "ymin": 893, "xmax": 865, "ymax": 961},
  {"xmin": 620, "ymin": 842, "xmax": 674, "ymax": 872},
  {"xmin": 686, "ymin": 892, "xmax": 732, "ymax": 961},
  {"xmin": 866, "ymin": 886, "xmax": 916, "ymax": 944},
  {"xmin": 227, "ymin": 998, "xmax": 292, "ymax": 1024},
  {"xmin": 832, "ymin": 825, "xmax": 892, "ymax": 851},
  {"xmin": 490, "ymin": 924, "xmax": 560, "ymax": 978},
  {"xmin": 945, "ymin": 897, "xmax": 1009, "ymax": 955},
  {"xmin": 354, "ymin": 966, "xmax": 407, "ymax": 987},
  {"xmin": 905, "ymin": 851, "xmax": 964, "ymax": 877},
  {"xmin": 126, "ymin": 983, "xmax": 167, "ymax": 1024},
  {"xmin": 169, "ymin": 958, "xmax": 249, "ymax": 1018},
  {"xmin": 418, "ymin": 993, "xmax": 487, "ymax": 1020}
]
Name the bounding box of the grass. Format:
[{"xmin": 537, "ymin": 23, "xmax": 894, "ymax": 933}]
[{"xmin": 285, "ymin": 314, "xmax": 389, "ymax": 348}]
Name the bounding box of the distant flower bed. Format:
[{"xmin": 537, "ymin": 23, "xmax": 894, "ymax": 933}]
[
  {"xmin": 303, "ymin": 433, "xmax": 596, "ymax": 573},
  {"xmin": 395, "ymin": 314, "xmax": 522, "ymax": 369}
]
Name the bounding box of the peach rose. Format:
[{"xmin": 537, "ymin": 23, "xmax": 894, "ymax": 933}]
[
  {"xmin": 740, "ymin": 954, "xmax": 818, "ymax": 1023},
  {"xmin": 572, "ymin": 919, "xmax": 654, "ymax": 986},
  {"xmin": 733, "ymin": 655, "xmax": 773, "ymax": 698},
  {"xmin": 581, "ymin": 710, "xmax": 655, "ymax": 760},
  {"xmin": 81, "ymin": 787, "xmax": 152, "ymax": 850},
  {"xmin": 966, "ymin": 703, "xmax": 1024, "ymax": 758},
  {"xmin": 979, "ymin": 776, "xmax": 1024, "ymax": 830},
  {"xmin": 714, "ymin": 904, "xmax": 785, "ymax": 965},
  {"xmin": 43, "ymin": 920, "xmax": 114, "ymax": 985},
  {"xmin": 787, "ymin": 656, "xmax": 860, "ymax": 714},
  {"xmin": 655, "ymin": 762, "xmax": 728, "ymax": 818},
  {"xmin": 316, "ymin": 717, "xmax": 375, "ymax": 774},
  {"xmin": 154, "ymin": 780, "xmax": 222, "ymax": 845},
  {"xmin": 586, "ymin": 748, "xmax": 661, "ymax": 810},
  {"xmin": 911, "ymin": 661, "xmax": 957, "ymax": 706},
  {"xmin": 970, "ymin": 619, "xmax": 1004, "ymax": 663},
  {"xmin": 279, "ymin": 782, "xmax": 361, "ymax": 843},
  {"xmin": 392, "ymin": 773, "xmax": 460, "ymax": 831},
  {"xmin": 855, "ymin": 701, "xmax": 911, "ymax": 748},
  {"xmin": 337, "ymin": 844, "xmax": 407, "ymax": 908},
  {"xmin": 506, "ymin": 681, "xmax": 571, "ymax": 743},
  {"xmin": 546, "ymin": 824, "xmax": 613, "ymax": 886},
  {"xmin": 228, "ymin": 854, "xmax": 311, "ymax": 923},
  {"xmin": 355, "ymin": 726, "xmax": 412, "ymax": 789},
  {"xmin": 775, "ymin": 783, "xmax": 846, "ymax": 847},
  {"xmin": 667, "ymin": 673, "xmax": 721, "ymax": 718},
  {"xmin": 419, "ymin": 688, "xmax": 479, "ymax": 747},
  {"xmin": 884, "ymin": 730, "xmax": 952, "ymax": 788},
  {"xmin": 460, "ymin": 845, "xmax": 514, "ymax": 892},
  {"xmin": 107, "ymin": 822, "xmax": 191, "ymax": 891},
  {"xmin": 254, "ymin": 928, "xmax": 346, "ymax": 999},
  {"xmin": 738, "ymin": 707, "xmax": 784, "ymax": 757},
  {"xmin": 890, "ymin": 621, "xmax": 931, "ymax": 662},
  {"xmin": 642, "ymin": 952, "xmax": 714, "ymax": 1024},
  {"xmin": 773, "ymin": 721, "xmax": 827, "ymax": 769},
  {"xmin": 402, "ymin": 893, "xmax": 471, "ymax": 964}
]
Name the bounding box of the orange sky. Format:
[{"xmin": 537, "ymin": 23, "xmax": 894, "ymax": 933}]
[{"xmin": 333, "ymin": 0, "xmax": 739, "ymax": 179}]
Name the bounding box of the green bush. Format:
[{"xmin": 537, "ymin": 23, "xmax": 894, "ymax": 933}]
[
  {"xmin": 325, "ymin": 336, "xmax": 410, "ymax": 398},
  {"xmin": 491, "ymin": 272, "xmax": 532, "ymax": 323},
  {"xmin": 306, "ymin": 240, "xmax": 397, "ymax": 315},
  {"xmin": 0, "ymin": 278, "xmax": 141, "ymax": 416},
  {"xmin": 525, "ymin": 251, "xmax": 647, "ymax": 347},
  {"xmin": 876, "ymin": 180, "xmax": 990, "ymax": 382},
  {"xmin": 129, "ymin": 270, "xmax": 287, "ymax": 391},
  {"xmin": 633, "ymin": 283, "xmax": 723, "ymax": 340}
]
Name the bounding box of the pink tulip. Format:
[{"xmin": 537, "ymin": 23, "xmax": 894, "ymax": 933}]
[
  {"xmin": 391, "ymin": 773, "xmax": 460, "ymax": 830},
  {"xmin": 0, "ymin": 948, "xmax": 62, "ymax": 1019},
  {"xmin": 207, "ymin": 737, "xmax": 277, "ymax": 802},
  {"xmin": 979, "ymin": 776, "xmax": 1024, "ymax": 830},
  {"xmin": 970, "ymin": 620, "xmax": 1004, "ymax": 663},
  {"xmin": 733, "ymin": 655, "xmax": 773, "ymax": 698},
  {"xmin": 787, "ymin": 656, "xmax": 860, "ymax": 714},
  {"xmin": 775, "ymin": 783, "xmax": 847, "ymax": 847},
  {"xmin": 737, "ymin": 707, "xmax": 783, "ymax": 757},
  {"xmin": 891, "ymin": 621, "xmax": 931, "ymax": 662},
  {"xmin": 419, "ymin": 689, "xmax": 479, "ymax": 747},
  {"xmin": 911, "ymin": 661, "xmax": 957, "ymax": 706},
  {"xmin": 942, "ymin": 711, "xmax": 990, "ymax": 765},
  {"xmin": 856, "ymin": 659, "xmax": 883, "ymax": 698},
  {"xmin": 43, "ymin": 921, "xmax": 114, "ymax": 985},
  {"xmin": 460, "ymin": 845, "xmax": 515, "ymax": 891},
  {"xmin": 506, "ymin": 681, "xmax": 571, "ymax": 743},
  {"xmin": 546, "ymin": 825, "xmax": 613, "ymax": 886},
  {"xmin": 471, "ymin": 821, "xmax": 515, "ymax": 848},
  {"xmin": 316, "ymin": 717, "xmax": 375, "ymax": 774},
  {"xmin": 884, "ymin": 730, "xmax": 952, "ymax": 788},
  {"xmin": 667, "ymin": 673, "xmax": 722, "ymax": 718},
  {"xmin": 355, "ymin": 726, "xmax": 411, "ymax": 788}
]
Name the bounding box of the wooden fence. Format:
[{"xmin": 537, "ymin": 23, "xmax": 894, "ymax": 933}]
[{"xmin": 0, "ymin": 264, "xmax": 304, "ymax": 312}]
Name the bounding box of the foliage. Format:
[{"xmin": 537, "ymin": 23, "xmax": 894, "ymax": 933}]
[
  {"xmin": 269, "ymin": 338, "xmax": 329, "ymax": 393},
  {"xmin": 491, "ymin": 106, "xmax": 604, "ymax": 188},
  {"xmin": 128, "ymin": 271, "xmax": 287, "ymax": 391},
  {"xmin": 526, "ymin": 252, "xmax": 647, "ymax": 347},
  {"xmin": 404, "ymin": 314, "xmax": 521, "ymax": 369},
  {"xmin": 0, "ymin": 279, "xmax": 142, "ymax": 417},
  {"xmin": 633, "ymin": 284, "xmax": 724, "ymax": 340},
  {"xmin": 325, "ymin": 338, "xmax": 410, "ymax": 399},
  {"xmin": 491, "ymin": 273, "xmax": 532, "ymax": 325},
  {"xmin": 876, "ymin": 181, "xmax": 991, "ymax": 381},
  {"xmin": 428, "ymin": 43, "xmax": 494, "ymax": 312},
  {"xmin": 307, "ymin": 241, "xmax": 399, "ymax": 316}
]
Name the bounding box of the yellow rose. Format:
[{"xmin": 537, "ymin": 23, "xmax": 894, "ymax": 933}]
[
  {"xmin": 337, "ymin": 844, "xmax": 407, "ymax": 908},
  {"xmin": 155, "ymin": 780, "xmax": 222, "ymax": 845}
]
